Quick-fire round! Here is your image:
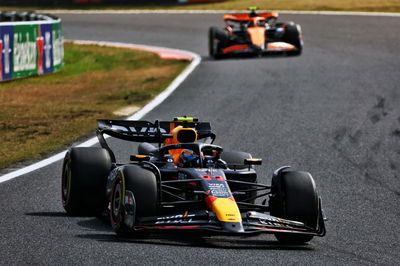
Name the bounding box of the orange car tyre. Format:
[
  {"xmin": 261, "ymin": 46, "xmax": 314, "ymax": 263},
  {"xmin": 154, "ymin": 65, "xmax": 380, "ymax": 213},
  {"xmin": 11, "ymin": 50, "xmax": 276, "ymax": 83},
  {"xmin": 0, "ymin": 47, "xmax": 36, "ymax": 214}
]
[
  {"xmin": 209, "ymin": 26, "xmax": 228, "ymax": 59},
  {"xmin": 283, "ymin": 22, "xmax": 303, "ymax": 56}
]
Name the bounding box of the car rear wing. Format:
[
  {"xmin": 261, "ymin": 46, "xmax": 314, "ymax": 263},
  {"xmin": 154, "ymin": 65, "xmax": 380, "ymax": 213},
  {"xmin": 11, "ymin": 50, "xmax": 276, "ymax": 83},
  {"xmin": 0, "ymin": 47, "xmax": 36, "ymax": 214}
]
[
  {"xmin": 97, "ymin": 119, "xmax": 214, "ymax": 143},
  {"xmin": 96, "ymin": 119, "xmax": 215, "ymax": 162},
  {"xmin": 96, "ymin": 119, "xmax": 216, "ymax": 162},
  {"xmin": 223, "ymin": 12, "xmax": 278, "ymax": 22}
]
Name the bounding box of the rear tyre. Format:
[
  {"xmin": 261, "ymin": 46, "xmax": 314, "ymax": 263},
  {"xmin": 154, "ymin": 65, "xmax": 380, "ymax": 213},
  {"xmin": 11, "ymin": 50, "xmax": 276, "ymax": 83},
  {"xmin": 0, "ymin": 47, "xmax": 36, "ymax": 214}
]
[
  {"xmin": 61, "ymin": 147, "xmax": 112, "ymax": 216},
  {"xmin": 110, "ymin": 164, "xmax": 157, "ymax": 237},
  {"xmin": 283, "ymin": 22, "xmax": 303, "ymax": 56},
  {"xmin": 209, "ymin": 26, "xmax": 228, "ymax": 59},
  {"xmin": 270, "ymin": 170, "xmax": 319, "ymax": 244}
]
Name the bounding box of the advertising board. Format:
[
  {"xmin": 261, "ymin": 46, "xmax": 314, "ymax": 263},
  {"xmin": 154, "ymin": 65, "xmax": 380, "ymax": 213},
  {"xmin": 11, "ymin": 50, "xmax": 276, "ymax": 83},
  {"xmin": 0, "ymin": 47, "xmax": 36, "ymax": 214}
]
[{"xmin": 0, "ymin": 16, "xmax": 63, "ymax": 81}]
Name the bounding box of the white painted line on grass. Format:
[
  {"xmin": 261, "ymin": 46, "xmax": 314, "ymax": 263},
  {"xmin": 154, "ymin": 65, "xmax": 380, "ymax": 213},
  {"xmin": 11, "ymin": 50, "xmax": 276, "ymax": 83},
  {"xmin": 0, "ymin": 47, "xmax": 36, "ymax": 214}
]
[{"xmin": 0, "ymin": 41, "xmax": 201, "ymax": 184}]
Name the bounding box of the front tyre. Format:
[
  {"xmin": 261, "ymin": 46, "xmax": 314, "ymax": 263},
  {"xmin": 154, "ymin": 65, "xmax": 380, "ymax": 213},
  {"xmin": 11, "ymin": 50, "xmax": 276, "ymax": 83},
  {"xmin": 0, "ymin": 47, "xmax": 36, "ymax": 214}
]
[
  {"xmin": 283, "ymin": 22, "xmax": 303, "ymax": 56},
  {"xmin": 270, "ymin": 170, "xmax": 319, "ymax": 244},
  {"xmin": 61, "ymin": 147, "xmax": 112, "ymax": 216},
  {"xmin": 110, "ymin": 164, "xmax": 157, "ymax": 237},
  {"xmin": 209, "ymin": 26, "xmax": 228, "ymax": 59}
]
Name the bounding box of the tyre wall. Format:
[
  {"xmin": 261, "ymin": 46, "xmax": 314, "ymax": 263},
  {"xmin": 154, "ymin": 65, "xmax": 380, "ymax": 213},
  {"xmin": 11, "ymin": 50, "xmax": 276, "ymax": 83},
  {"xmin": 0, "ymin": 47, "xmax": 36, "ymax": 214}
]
[{"xmin": 0, "ymin": 11, "xmax": 63, "ymax": 81}]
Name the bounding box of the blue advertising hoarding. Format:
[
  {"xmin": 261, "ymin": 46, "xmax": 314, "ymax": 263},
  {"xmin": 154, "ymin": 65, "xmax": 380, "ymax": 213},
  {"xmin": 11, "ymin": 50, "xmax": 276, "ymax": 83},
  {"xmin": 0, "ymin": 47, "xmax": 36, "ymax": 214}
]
[
  {"xmin": 0, "ymin": 25, "xmax": 14, "ymax": 80},
  {"xmin": 40, "ymin": 23, "xmax": 54, "ymax": 74},
  {"xmin": 0, "ymin": 18, "xmax": 63, "ymax": 82}
]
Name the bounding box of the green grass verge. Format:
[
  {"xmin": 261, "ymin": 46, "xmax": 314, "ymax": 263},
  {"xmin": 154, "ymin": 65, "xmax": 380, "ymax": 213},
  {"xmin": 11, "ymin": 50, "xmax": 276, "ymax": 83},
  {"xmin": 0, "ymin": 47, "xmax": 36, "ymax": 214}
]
[
  {"xmin": 1, "ymin": 0, "xmax": 400, "ymax": 12},
  {"xmin": 0, "ymin": 42, "xmax": 189, "ymax": 170}
]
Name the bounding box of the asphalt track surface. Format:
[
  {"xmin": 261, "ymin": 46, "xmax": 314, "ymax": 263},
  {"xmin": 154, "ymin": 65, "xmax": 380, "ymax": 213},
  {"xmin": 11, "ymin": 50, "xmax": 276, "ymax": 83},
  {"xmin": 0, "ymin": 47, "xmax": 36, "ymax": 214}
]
[{"xmin": 1, "ymin": 13, "xmax": 400, "ymax": 265}]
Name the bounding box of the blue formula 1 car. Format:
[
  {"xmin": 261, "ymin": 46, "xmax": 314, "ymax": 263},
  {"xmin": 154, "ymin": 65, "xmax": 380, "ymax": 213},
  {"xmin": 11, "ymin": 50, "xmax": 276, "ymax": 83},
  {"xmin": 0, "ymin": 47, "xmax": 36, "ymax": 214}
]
[{"xmin": 61, "ymin": 117, "xmax": 326, "ymax": 244}]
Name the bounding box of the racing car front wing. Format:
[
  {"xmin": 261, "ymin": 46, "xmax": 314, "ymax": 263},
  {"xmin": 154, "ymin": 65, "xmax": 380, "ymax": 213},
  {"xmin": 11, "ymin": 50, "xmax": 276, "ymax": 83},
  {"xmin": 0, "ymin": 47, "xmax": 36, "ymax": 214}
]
[
  {"xmin": 133, "ymin": 204, "xmax": 326, "ymax": 237},
  {"xmin": 221, "ymin": 42, "xmax": 298, "ymax": 56}
]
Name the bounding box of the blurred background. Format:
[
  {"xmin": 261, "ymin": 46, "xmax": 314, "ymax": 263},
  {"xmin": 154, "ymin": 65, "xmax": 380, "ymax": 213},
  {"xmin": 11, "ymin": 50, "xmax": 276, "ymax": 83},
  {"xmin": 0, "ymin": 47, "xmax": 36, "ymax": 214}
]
[{"xmin": 0, "ymin": 0, "xmax": 227, "ymax": 6}]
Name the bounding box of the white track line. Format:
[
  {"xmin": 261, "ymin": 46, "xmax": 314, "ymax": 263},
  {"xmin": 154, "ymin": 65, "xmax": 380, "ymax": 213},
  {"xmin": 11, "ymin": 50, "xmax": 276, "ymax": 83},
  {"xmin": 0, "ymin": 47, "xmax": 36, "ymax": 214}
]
[
  {"xmin": 39, "ymin": 9, "xmax": 400, "ymax": 17},
  {"xmin": 0, "ymin": 41, "xmax": 201, "ymax": 183}
]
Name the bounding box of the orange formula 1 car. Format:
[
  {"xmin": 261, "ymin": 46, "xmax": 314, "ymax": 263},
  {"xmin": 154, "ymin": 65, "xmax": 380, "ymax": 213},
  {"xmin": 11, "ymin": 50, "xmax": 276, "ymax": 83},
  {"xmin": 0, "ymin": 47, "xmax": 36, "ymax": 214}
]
[{"xmin": 209, "ymin": 7, "xmax": 303, "ymax": 58}]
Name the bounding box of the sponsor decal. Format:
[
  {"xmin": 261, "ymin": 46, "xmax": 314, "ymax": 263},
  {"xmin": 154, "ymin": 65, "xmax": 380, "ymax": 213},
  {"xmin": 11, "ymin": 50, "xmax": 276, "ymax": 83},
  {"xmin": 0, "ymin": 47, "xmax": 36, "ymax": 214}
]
[
  {"xmin": 207, "ymin": 182, "xmax": 230, "ymax": 197},
  {"xmin": 40, "ymin": 23, "xmax": 53, "ymax": 74},
  {"xmin": 37, "ymin": 29, "xmax": 44, "ymax": 75},
  {"xmin": 155, "ymin": 213, "xmax": 195, "ymax": 224},
  {"xmin": 259, "ymin": 217, "xmax": 287, "ymax": 227},
  {"xmin": 248, "ymin": 212, "xmax": 304, "ymax": 227},
  {"xmin": 52, "ymin": 23, "xmax": 63, "ymax": 72},
  {"xmin": 178, "ymin": 172, "xmax": 187, "ymax": 179},
  {"xmin": 1, "ymin": 26, "xmax": 14, "ymax": 80},
  {"xmin": 110, "ymin": 125, "xmax": 168, "ymax": 134},
  {"xmin": 0, "ymin": 39, "xmax": 2, "ymax": 80},
  {"xmin": 0, "ymin": 20, "xmax": 62, "ymax": 81},
  {"xmin": 13, "ymin": 25, "xmax": 38, "ymax": 75}
]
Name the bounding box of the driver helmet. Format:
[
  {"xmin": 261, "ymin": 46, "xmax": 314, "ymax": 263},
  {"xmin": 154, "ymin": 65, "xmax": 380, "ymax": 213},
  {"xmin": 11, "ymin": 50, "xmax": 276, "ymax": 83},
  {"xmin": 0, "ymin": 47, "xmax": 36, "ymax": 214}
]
[
  {"xmin": 179, "ymin": 149, "xmax": 199, "ymax": 167},
  {"xmin": 165, "ymin": 125, "xmax": 198, "ymax": 165}
]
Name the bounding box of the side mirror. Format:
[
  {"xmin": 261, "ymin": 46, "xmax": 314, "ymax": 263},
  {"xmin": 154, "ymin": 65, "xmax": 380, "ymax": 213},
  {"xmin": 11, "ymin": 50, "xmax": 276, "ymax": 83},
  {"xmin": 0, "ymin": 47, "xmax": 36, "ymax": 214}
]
[
  {"xmin": 130, "ymin": 155, "xmax": 150, "ymax": 162},
  {"xmin": 244, "ymin": 158, "xmax": 262, "ymax": 166}
]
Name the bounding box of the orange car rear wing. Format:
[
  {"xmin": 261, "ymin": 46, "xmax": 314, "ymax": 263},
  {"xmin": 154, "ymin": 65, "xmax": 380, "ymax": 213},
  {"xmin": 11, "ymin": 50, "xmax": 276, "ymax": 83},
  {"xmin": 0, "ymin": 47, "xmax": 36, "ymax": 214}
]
[
  {"xmin": 223, "ymin": 12, "xmax": 278, "ymax": 22},
  {"xmin": 258, "ymin": 12, "xmax": 279, "ymax": 19}
]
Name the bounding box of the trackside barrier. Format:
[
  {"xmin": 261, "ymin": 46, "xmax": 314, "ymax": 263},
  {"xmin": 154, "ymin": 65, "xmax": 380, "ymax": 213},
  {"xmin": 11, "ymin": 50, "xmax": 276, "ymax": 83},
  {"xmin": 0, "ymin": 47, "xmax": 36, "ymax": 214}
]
[
  {"xmin": 177, "ymin": 0, "xmax": 226, "ymax": 3},
  {"xmin": 1, "ymin": 0, "xmax": 227, "ymax": 5},
  {"xmin": 0, "ymin": 11, "xmax": 63, "ymax": 81},
  {"xmin": 71, "ymin": 0, "xmax": 226, "ymax": 3}
]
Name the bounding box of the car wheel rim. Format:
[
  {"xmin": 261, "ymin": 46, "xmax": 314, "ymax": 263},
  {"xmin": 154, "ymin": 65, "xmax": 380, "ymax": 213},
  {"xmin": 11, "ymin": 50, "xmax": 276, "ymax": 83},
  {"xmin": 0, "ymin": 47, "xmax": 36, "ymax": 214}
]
[
  {"xmin": 61, "ymin": 161, "xmax": 71, "ymax": 204},
  {"xmin": 213, "ymin": 39, "xmax": 218, "ymax": 54},
  {"xmin": 111, "ymin": 178, "xmax": 123, "ymax": 222}
]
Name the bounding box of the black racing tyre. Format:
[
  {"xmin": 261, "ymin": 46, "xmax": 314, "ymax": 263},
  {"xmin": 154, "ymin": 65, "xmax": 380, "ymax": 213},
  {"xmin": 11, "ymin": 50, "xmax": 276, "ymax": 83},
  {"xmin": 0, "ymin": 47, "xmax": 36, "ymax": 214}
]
[
  {"xmin": 110, "ymin": 164, "xmax": 157, "ymax": 237},
  {"xmin": 270, "ymin": 170, "xmax": 319, "ymax": 244},
  {"xmin": 209, "ymin": 26, "xmax": 228, "ymax": 59},
  {"xmin": 221, "ymin": 151, "xmax": 252, "ymax": 170},
  {"xmin": 283, "ymin": 22, "xmax": 303, "ymax": 56},
  {"xmin": 61, "ymin": 147, "xmax": 112, "ymax": 216}
]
